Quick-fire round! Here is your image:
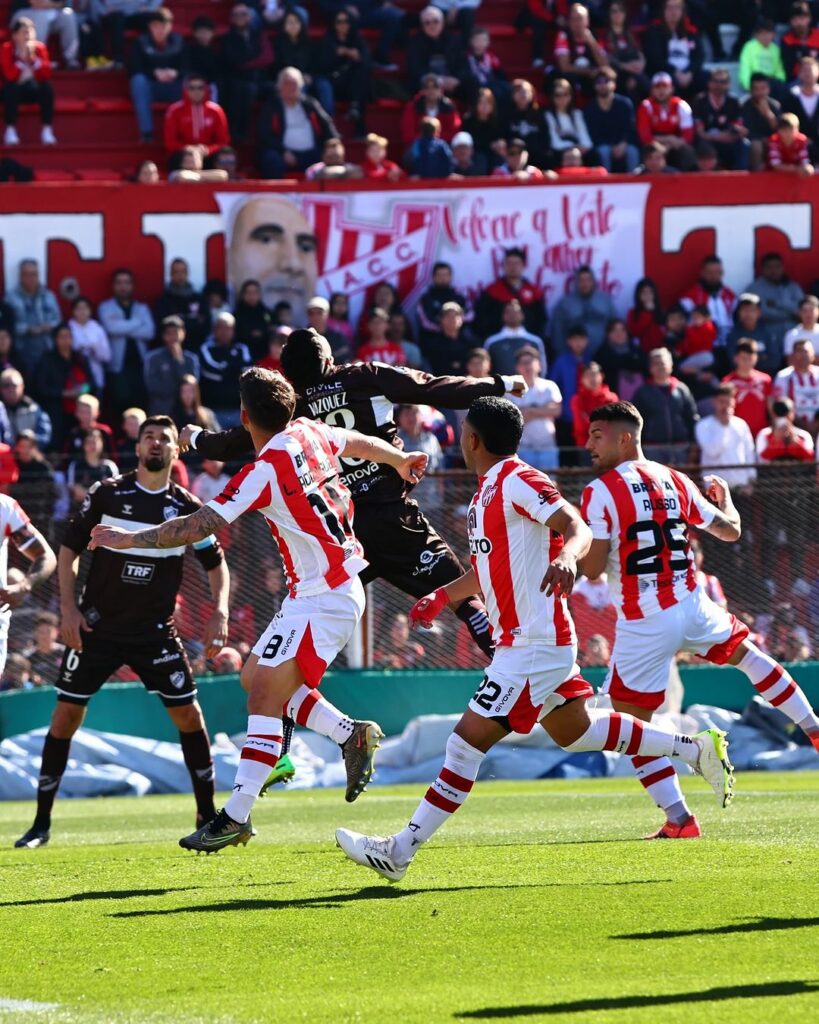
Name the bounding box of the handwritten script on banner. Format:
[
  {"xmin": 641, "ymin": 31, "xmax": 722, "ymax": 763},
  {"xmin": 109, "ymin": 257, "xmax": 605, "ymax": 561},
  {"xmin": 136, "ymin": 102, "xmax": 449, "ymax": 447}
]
[{"xmin": 218, "ymin": 184, "xmax": 650, "ymax": 324}]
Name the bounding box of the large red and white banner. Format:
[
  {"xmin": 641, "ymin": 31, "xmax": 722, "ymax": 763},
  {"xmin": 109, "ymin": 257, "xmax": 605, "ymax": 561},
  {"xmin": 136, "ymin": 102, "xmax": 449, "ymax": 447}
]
[{"xmin": 0, "ymin": 174, "xmax": 815, "ymax": 323}]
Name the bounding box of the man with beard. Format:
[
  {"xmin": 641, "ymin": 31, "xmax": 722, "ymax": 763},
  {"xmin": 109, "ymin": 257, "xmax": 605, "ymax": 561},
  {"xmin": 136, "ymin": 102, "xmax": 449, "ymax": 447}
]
[
  {"xmin": 180, "ymin": 329, "xmax": 527, "ymax": 798},
  {"xmin": 14, "ymin": 416, "xmax": 230, "ymax": 849}
]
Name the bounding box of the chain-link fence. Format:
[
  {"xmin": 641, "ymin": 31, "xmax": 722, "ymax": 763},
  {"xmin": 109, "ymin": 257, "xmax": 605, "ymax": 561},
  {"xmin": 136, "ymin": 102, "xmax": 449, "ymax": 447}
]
[{"xmin": 3, "ymin": 459, "xmax": 817, "ymax": 692}]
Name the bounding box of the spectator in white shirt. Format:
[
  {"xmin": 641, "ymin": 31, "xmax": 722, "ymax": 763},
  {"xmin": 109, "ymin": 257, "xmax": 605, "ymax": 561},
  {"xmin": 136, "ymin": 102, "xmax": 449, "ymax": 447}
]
[
  {"xmin": 191, "ymin": 459, "xmax": 230, "ymax": 505},
  {"xmin": 773, "ymin": 338, "xmax": 819, "ymax": 431},
  {"xmin": 695, "ymin": 383, "xmax": 756, "ymax": 490},
  {"xmin": 68, "ymin": 296, "xmax": 111, "ymax": 393},
  {"xmin": 484, "ymin": 300, "xmax": 547, "ymax": 375},
  {"xmin": 783, "ymin": 294, "xmax": 819, "ymax": 360},
  {"xmin": 510, "ymin": 345, "xmax": 562, "ymax": 470}
]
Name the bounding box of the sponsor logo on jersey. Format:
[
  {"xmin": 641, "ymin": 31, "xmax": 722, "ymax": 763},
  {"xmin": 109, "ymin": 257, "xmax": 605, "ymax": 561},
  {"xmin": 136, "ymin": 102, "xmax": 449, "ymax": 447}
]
[
  {"xmin": 169, "ymin": 671, "xmax": 186, "ymax": 689},
  {"xmin": 122, "ymin": 561, "xmax": 155, "ymax": 583},
  {"xmin": 468, "ymin": 536, "xmax": 492, "ymax": 555},
  {"xmin": 412, "ymin": 548, "xmax": 446, "ymax": 577},
  {"xmin": 121, "ymin": 504, "xmax": 133, "ymax": 516}
]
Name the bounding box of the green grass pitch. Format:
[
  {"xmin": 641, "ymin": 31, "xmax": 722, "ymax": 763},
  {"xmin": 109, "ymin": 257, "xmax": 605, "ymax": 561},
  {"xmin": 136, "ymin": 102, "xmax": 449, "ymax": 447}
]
[{"xmin": 0, "ymin": 773, "xmax": 817, "ymax": 1024}]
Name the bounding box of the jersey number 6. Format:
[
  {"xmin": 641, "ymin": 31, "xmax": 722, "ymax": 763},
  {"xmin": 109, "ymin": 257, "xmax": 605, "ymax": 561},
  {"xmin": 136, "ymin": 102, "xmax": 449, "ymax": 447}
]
[{"xmin": 625, "ymin": 518, "xmax": 689, "ymax": 576}]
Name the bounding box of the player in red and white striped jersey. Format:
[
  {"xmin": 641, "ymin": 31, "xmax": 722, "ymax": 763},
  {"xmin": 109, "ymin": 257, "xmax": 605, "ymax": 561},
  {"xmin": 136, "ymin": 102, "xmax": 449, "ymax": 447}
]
[
  {"xmin": 336, "ymin": 397, "xmax": 734, "ymax": 882},
  {"xmin": 90, "ymin": 367, "xmax": 429, "ymax": 852},
  {"xmin": 581, "ymin": 401, "xmax": 819, "ymax": 840}
]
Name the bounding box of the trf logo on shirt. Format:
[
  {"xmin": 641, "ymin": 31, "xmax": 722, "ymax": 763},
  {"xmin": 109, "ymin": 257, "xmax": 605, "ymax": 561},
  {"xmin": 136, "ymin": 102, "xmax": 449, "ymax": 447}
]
[{"xmin": 121, "ymin": 562, "xmax": 154, "ymax": 583}]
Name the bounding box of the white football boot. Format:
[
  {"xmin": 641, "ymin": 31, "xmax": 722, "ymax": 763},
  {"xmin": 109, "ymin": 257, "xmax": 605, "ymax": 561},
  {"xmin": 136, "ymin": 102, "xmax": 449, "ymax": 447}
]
[
  {"xmin": 693, "ymin": 728, "xmax": 735, "ymax": 808},
  {"xmin": 335, "ymin": 828, "xmax": 410, "ymax": 882}
]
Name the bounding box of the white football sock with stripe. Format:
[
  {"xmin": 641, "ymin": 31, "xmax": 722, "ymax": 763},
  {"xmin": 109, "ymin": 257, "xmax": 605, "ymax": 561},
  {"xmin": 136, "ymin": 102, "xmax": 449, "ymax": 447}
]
[
  {"xmin": 392, "ymin": 733, "xmax": 484, "ymax": 864},
  {"xmin": 563, "ymin": 710, "xmax": 700, "ymax": 765},
  {"xmin": 224, "ymin": 714, "xmax": 282, "ymax": 823},
  {"xmin": 736, "ymin": 644, "xmax": 819, "ymax": 735},
  {"xmin": 632, "ymin": 755, "xmax": 691, "ymax": 824},
  {"xmin": 283, "ymin": 686, "xmax": 355, "ymax": 744}
]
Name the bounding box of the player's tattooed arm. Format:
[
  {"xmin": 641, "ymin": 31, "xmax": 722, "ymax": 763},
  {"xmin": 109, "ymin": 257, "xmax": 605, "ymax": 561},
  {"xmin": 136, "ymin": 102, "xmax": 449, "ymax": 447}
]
[
  {"xmin": 702, "ymin": 474, "xmax": 742, "ymax": 543},
  {"xmin": 88, "ymin": 506, "xmax": 230, "ymax": 551},
  {"xmin": 0, "ymin": 525, "xmax": 57, "ymax": 608}
]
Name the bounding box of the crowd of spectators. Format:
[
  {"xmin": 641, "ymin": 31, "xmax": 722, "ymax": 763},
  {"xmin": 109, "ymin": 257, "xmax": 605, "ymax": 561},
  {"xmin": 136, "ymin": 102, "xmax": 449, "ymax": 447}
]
[{"xmin": 6, "ymin": 2, "xmax": 819, "ymax": 179}]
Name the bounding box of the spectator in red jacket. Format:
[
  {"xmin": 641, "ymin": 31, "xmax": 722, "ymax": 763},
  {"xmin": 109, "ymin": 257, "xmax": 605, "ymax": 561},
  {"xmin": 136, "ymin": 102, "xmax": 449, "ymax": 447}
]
[
  {"xmin": 627, "ymin": 277, "xmax": 665, "ymax": 354},
  {"xmin": 163, "ymin": 74, "xmax": 229, "ymax": 161},
  {"xmin": 400, "ymin": 73, "xmax": 462, "ymax": 150},
  {"xmin": 361, "ymin": 132, "xmax": 405, "ymax": 180},
  {"xmin": 1, "ymin": 18, "xmax": 55, "ymax": 147},
  {"xmin": 680, "ymin": 254, "xmax": 737, "ymax": 347},
  {"xmin": 637, "ymin": 71, "xmax": 696, "ymax": 170},
  {"xmin": 473, "ymin": 246, "xmax": 546, "ymax": 339},
  {"xmin": 768, "ymin": 112, "xmax": 815, "ymax": 176},
  {"xmin": 722, "ymin": 339, "xmax": 772, "ymax": 438},
  {"xmin": 571, "ymin": 361, "xmax": 618, "ymax": 446}
]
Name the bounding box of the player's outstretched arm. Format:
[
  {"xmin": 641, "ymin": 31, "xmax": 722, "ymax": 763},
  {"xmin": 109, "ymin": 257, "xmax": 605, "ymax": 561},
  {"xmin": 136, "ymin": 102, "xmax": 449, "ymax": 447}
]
[
  {"xmin": 88, "ymin": 506, "xmax": 230, "ymax": 552},
  {"xmin": 0, "ymin": 524, "xmax": 57, "ymax": 609},
  {"xmin": 540, "ymin": 505, "xmax": 592, "ymax": 597},
  {"xmin": 409, "ymin": 569, "xmax": 481, "ymax": 630},
  {"xmin": 341, "ymin": 429, "xmax": 429, "ymax": 483},
  {"xmin": 701, "ymin": 474, "xmax": 742, "ymax": 543},
  {"xmin": 203, "ymin": 561, "xmax": 231, "ymax": 660},
  {"xmin": 178, "ymin": 423, "xmax": 254, "ymax": 460}
]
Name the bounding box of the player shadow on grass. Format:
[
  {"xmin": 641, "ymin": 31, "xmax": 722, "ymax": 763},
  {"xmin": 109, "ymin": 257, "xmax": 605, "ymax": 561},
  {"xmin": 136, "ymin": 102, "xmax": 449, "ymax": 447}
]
[
  {"xmin": 109, "ymin": 880, "xmax": 673, "ymax": 919},
  {"xmin": 0, "ymin": 882, "xmax": 287, "ymax": 909},
  {"xmin": 455, "ymin": 980, "xmax": 819, "ymax": 1018},
  {"xmin": 612, "ymin": 916, "xmax": 819, "ymax": 940}
]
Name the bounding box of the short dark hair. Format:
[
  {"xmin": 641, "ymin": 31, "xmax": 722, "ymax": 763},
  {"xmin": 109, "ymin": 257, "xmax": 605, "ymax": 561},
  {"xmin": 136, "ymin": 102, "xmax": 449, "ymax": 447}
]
[
  {"xmin": 703, "ymin": 254, "xmax": 722, "ymax": 266},
  {"xmin": 432, "ymin": 261, "xmax": 451, "ymax": 275},
  {"xmin": 761, "ymin": 251, "xmax": 783, "ymax": 265},
  {"xmin": 715, "ymin": 383, "xmax": 736, "ymax": 399},
  {"xmin": 567, "ymin": 324, "xmax": 588, "ymax": 339},
  {"xmin": 239, "ymin": 366, "xmax": 296, "ymax": 434},
  {"xmin": 749, "ymin": 72, "xmax": 770, "ymax": 84},
  {"xmin": 772, "ymin": 398, "xmax": 793, "ymax": 416},
  {"xmin": 588, "ymin": 401, "xmax": 643, "ymax": 435},
  {"xmin": 112, "ymin": 267, "xmax": 133, "ymax": 281},
  {"xmin": 138, "ymin": 414, "xmax": 177, "ymax": 441},
  {"xmin": 504, "ymin": 247, "xmax": 526, "ymax": 263},
  {"xmin": 735, "ymin": 339, "xmax": 758, "ymax": 354},
  {"xmin": 192, "ymin": 15, "xmax": 215, "ymax": 30},
  {"xmin": 465, "ymin": 396, "xmax": 523, "ymax": 456},
  {"xmin": 576, "ymin": 264, "xmax": 594, "ymax": 276},
  {"xmin": 280, "ymin": 327, "xmax": 328, "ymax": 391}
]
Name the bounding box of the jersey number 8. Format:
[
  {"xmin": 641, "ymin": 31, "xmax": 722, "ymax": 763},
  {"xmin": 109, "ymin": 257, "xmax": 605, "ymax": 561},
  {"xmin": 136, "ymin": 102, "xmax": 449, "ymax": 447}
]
[{"xmin": 625, "ymin": 518, "xmax": 689, "ymax": 576}]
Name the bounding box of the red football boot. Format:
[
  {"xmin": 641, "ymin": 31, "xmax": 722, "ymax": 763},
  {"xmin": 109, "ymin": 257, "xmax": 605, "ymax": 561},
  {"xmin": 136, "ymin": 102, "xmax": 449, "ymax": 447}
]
[
  {"xmin": 643, "ymin": 815, "xmax": 702, "ymax": 840},
  {"xmin": 810, "ymin": 733, "xmax": 819, "ymax": 753}
]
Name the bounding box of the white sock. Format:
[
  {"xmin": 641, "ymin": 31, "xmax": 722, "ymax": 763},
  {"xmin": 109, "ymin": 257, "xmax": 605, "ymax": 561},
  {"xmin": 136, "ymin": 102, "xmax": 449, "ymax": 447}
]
[
  {"xmin": 223, "ymin": 714, "xmax": 282, "ymax": 823},
  {"xmin": 563, "ymin": 710, "xmax": 700, "ymax": 765},
  {"xmin": 632, "ymin": 756, "xmax": 691, "ymax": 824},
  {"xmin": 393, "ymin": 733, "xmax": 485, "ymax": 863},
  {"xmin": 283, "ymin": 686, "xmax": 355, "ymax": 744},
  {"xmin": 736, "ymin": 644, "xmax": 819, "ymax": 734}
]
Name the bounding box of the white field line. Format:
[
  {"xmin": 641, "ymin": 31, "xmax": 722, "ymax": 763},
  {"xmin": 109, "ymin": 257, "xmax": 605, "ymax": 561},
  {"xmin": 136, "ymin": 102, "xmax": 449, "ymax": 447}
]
[{"xmin": 0, "ymin": 999, "xmax": 59, "ymax": 1013}]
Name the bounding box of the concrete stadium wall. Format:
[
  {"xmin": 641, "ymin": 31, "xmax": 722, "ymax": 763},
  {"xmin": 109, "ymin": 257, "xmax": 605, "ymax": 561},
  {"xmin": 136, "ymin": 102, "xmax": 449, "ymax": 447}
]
[{"xmin": 1, "ymin": 665, "xmax": 817, "ymax": 742}]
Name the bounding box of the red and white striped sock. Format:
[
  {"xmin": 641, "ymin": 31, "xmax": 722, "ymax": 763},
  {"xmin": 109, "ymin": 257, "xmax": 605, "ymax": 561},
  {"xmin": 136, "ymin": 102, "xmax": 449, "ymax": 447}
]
[
  {"xmin": 224, "ymin": 714, "xmax": 282, "ymax": 823},
  {"xmin": 283, "ymin": 686, "xmax": 355, "ymax": 744},
  {"xmin": 393, "ymin": 733, "xmax": 484, "ymax": 863},
  {"xmin": 632, "ymin": 756, "xmax": 691, "ymax": 824},
  {"xmin": 736, "ymin": 644, "xmax": 819, "ymax": 736},
  {"xmin": 564, "ymin": 710, "xmax": 700, "ymax": 766}
]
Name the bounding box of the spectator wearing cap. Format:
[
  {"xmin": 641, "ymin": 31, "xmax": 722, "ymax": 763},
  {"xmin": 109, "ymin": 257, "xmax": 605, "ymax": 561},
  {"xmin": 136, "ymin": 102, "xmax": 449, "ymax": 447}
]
[
  {"xmin": 420, "ymin": 302, "xmax": 478, "ymax": 377},
  {"xmin": 783, "ymin": 294, "xmax": 819, "ymax": 361},
  {"xmin": 163, "ymin": 73, "xmax": 229, "ymax": 163},
  {"xmin": 221, "ymin": 4, "xmax": 275, "ymax": 145},
  {"xmin": 305, "ymin": 138, "xmax": 363, "ymax": 180},
  {"xmin": 199, "ymin": 312, "xmax": 251, "ymax": 427},
  {"xmin": 768, "ymin": 111, "xmax": 815, "ymax": 176},
  {"xmin": 741, "ymin": 73, "xmax": 782, "ymax": 171},
  {"xmin": 258, "ymin": 66, "xmax": 338, "ymax": 180},
  {"xmin": 491, "ymin": 137, "xmax": 548, "ymax": 179},
  {"xmin": 406, "ymin": 117, "xmax": 454, "ymax": 178},
  {"xmin": 142, "ymin": 316, "xmax": 200, "ymax": 416},
  {"xmin": 637, "ymin": 72, "xmax": 696, "ymax": 170},
  {"xmin": 722, "ymin": 339, "xmax": 773, "ymax": 438},
  {"xmin": 449, "ymin": 130, "xmax": 486, "ymax": 176},
  {"xmin": 584, "ymin": 66, "xmax": 639, "ymax": 173},
  {"xmin": 306, "ymin": 296, "xmax": 353, "ymax": 362},
  {"xmin": 725, "ymin": 293, "xmax": 772, "ymax": 371},
  {"xmin": 785, "ymin": 55, "xmax": 819, "ymax": 156},
  {"xmin": 128, "ymin": 8, "xmax": 187, "ymax": 144},
  {"xmin": 553, "ymin": 2, "xmax": 610, "ymax": 99},
  {"xmin": 407, "ymin": 5, "xmax": 467, "ymax": 93},
  {"xmin": 550, "ymin": 264, "xmax": 615, "ymax": 356},
  {"xmin": 738, "ymin": 19, "xmax": 786, "ymax": 96},
  {"xmin": 692, "ymin": 68, "xmax": 749, "ymax": 170},
  {"xmin": 401, "ymin": 73, "xmax": 462, "ymax": 150},
  {"xmin": 484, "ymin": 300, "xmax": 547, "ymax": 375},
  {"xmin": 361, "ymin": 133, "xmax": 405, "ymax": 180},
  {"xmin": 745, "ymin": 252, "xmax": 804, "ymax": 365},
  {"xmin": 643, "ymin": 0, "xmax": 706, "ymax": 98},
  {"xmin": 474, "ymin": 247, "xmax": 546, "ymax": 340}
]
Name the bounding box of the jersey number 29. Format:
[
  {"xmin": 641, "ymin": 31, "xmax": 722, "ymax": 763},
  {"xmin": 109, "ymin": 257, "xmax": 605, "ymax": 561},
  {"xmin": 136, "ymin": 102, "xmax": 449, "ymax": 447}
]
[{"xmin": 625, "ymin": 518, "xmax": 689, "ymax": 576}]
